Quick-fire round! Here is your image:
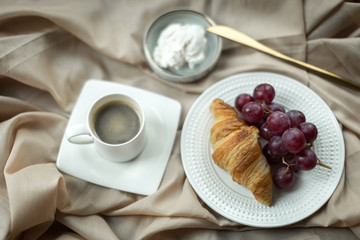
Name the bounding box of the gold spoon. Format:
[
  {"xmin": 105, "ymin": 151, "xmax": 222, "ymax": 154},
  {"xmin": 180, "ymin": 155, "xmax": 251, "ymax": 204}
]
[{"xmin": 207, "ymin": 25, "xmax": 360, "ymax": 90}]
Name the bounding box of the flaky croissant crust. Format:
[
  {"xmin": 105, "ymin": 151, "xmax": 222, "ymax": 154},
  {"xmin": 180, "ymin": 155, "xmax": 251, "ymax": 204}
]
[{"xmin": 210, "ymin": 99, "xmax": 272, "ymax": 206}]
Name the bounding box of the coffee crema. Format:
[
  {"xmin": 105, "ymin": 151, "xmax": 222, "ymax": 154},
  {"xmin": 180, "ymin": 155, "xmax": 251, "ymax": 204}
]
[{"xmin": 93, "ymin": 101, "xmax": 141, "ymax": 144}]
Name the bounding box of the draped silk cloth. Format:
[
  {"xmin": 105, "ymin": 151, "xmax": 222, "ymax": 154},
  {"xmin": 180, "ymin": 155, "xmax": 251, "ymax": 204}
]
[{"xmin": 1, "ymin": 0, "xmax": 360, "ymax": 239}]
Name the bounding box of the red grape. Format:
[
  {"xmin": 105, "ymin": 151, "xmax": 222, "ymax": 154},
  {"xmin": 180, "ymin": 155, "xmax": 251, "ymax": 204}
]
[
  {"xmin": 294, "ymin": 148, "xmax": 317, "ymax": 171},
  {"xmin": 242, "ymin": 102, "xmax": 264, "ymax": 124},
  {"xmin": 273, "ymin": 166, "xmax": 295, "ymax": 189},
  {"xmin": 263, "ymin": 144, "xmax": 282, "ymax": 165},
  {"xmin": 287, "ymin": 110, "xmax": 306, "ymax": 128},
  {"xmin": 263, "ymin": 102, "xmax": 285, "ymax": 119},
  {"xmin": 266, "ymin": 102, "xmax": 285, "ymax": 113},
  {"xmin": 266, "ymin": 111, "xmax": 291, "ymax": 135},
  {"xmin": 268, "ymin": 135, "xmax": 288, "ymax": 157},
  {"xmin": 259, "ymin": 122, "xmax": 275, "ymax": 140},
  {"xmin": 253, "ymin": 83, "xmax": 275, "ymax": 104},
  {"xmin": 235, "ymin": 93, "xmax": 254, "ymax": 112},
  {"xmin": 282, "ymin": 128, "xmax": 306, "ymax": 153},
  {"xmin": 254, "ymin": 118, "xmax": 266, "ymax": 129},
  {"xmin": 299, "ymin": 122, "xmax": 318, "ymax": 143}
]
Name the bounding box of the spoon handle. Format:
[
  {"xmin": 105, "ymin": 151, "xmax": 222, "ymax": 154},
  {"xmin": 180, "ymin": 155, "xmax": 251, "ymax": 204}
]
[{"xmin": 207, "ymin": 25, "xmax": 360, "ymax": 90}]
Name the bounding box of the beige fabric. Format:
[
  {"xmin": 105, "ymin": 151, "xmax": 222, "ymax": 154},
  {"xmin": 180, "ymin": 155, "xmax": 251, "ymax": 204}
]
[{"xmin": 1, "ymin": 0, "xmax": 360, "ymax": 239}]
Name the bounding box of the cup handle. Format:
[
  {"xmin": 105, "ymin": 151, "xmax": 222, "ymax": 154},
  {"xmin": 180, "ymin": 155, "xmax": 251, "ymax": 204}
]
[{"xmin": 66, "ymin": 124, "xmax": 94, "ymax": 144}]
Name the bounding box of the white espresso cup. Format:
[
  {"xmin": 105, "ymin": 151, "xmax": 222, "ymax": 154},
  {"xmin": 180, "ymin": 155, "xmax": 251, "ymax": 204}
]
[{"xmin": 66, "ymin": 93, "xmax": 146, "ymax": 162}]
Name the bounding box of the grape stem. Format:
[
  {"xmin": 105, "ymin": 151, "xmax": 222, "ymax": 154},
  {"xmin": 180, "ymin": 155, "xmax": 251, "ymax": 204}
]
[
  {"xmin": 317, "ymin": 158, "xmax": 332, "ymax": 170},
  {"xmin": 282, "ymin": 157, "xmax": 295, "ymax": 174},
  {"xmin": 262, "ymin": 101, "xmax": 273, "ymax": 114}
]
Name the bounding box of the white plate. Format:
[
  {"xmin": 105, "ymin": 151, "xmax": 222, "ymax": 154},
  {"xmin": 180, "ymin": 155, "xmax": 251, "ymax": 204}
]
[
  {"xmin": 57, "ymin": 79, "xmax": 181, "ymax": 195},
  {"xmin": 181, "ymin": 72, "xmax": 344, "ymax": 227}
]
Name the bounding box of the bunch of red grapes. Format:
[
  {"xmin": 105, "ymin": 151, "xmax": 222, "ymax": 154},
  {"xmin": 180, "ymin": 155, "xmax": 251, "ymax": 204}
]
[{"xmin": 235, "ymin": 83, "xmax": 331, "ymax": 190}]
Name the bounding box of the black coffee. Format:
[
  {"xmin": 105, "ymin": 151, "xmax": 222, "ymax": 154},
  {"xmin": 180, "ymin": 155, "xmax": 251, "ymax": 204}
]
[{"xmin": 93, "ymin": 101, "xmax": 140, "ymax": 144}]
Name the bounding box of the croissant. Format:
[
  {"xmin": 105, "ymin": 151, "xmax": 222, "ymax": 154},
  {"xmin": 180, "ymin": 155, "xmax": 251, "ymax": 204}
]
[{"xmin": 210, "ymin": 98, "xmax": 272, "ymax": 206}]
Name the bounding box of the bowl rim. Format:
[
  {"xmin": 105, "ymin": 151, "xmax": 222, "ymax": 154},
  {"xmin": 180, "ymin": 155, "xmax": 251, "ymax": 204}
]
[{"xmin": 143, "ymin": 9, "xmax": 222, "ymax": 82}]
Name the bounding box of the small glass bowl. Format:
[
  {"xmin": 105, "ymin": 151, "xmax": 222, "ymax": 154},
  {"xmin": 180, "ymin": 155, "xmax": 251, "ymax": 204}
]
[{"xmin": 143, "ymin": 9, "xmax": 222, "ymax": 83}]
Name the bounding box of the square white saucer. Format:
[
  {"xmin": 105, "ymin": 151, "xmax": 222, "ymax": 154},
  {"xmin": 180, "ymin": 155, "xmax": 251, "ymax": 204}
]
[{"xmin": 56, "ymin": 79, "xmax": 181, "ymax": 195}]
